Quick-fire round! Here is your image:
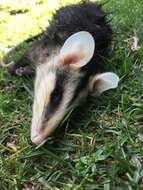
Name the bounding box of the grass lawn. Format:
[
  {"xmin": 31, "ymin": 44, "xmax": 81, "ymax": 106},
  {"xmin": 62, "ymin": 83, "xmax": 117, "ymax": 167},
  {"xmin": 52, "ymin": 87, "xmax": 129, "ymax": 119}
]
[{"xmin": 0, "ymin": 0, "xmax": 143, "ymax": 189}]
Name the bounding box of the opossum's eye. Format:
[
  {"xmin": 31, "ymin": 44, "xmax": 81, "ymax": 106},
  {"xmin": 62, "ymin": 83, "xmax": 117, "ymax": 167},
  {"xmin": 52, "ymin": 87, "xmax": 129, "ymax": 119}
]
[
  {"xmin": 60, "ymin": 31, "xmax": 95, "ymax": 68},
  {"xmin": 90, "ymin": 72, "xmax": 119, "ymax": 95},
  {"xmin": 44, "ymin": 80, "xmax": 63, "ymax": 120},
  {"xmin": 50, "ymin": 86, "xmax": 63, "ymax": 106}
]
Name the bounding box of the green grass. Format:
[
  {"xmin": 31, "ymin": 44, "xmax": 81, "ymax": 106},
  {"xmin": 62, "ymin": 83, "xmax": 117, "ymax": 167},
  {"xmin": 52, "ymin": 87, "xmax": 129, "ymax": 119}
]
[{"xmin": 0, "ymin": 0, "xmax": 143, "ymax": 189}]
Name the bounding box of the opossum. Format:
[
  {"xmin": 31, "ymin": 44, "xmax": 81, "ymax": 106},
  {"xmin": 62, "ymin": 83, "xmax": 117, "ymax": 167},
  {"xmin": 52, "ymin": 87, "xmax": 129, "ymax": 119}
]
[{"xmin": 1, "ymin": 1, "xmax": 119, "ymax": 144}]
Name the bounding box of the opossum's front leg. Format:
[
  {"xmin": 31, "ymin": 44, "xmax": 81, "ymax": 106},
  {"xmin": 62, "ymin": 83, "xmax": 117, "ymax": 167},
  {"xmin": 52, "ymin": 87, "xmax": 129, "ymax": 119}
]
[
  {"xmin": 15, "ymin": 66, "xmax": 34, "ymax": 76},
  {"xmin": 7, "ymin": 60, "xmax": 35, "ymax": 77}
]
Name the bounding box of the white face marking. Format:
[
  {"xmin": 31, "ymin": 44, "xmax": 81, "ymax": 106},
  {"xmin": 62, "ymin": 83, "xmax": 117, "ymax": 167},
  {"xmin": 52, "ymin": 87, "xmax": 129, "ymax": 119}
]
[
  {"xmin": 31, "ymin": 63, "xmax": 56, "ymax": 143},
  {"xmin": 39, "ymin": 80, "xmax": 76, "ymax": 138},
  {"xmin": 31, "ymin": 62, "xmax": 80, "ymax": 144}
]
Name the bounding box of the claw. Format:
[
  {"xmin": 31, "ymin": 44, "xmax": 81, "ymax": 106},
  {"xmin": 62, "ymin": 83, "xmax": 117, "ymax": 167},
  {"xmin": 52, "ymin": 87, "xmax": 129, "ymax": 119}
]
[
  {"xmin": 15, "ymin": 67, "xmax": 24, "ymax": 76},
  {"xmin": 16, "ymin": 66, "xmax": 34, "ymax": 76}
]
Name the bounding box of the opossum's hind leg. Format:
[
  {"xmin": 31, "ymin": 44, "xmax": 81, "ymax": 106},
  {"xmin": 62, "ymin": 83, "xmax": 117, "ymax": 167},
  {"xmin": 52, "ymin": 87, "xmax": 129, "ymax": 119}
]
[{"xmin": 7, "ymin": 59, "xmax": 35, "ymax": 77}]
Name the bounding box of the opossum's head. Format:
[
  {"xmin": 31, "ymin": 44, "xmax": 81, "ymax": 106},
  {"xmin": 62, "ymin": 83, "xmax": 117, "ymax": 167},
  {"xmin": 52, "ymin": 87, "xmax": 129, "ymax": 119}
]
[{"xmin": 31, "ymin": 31, "xmax": 119, "ymax": 144}]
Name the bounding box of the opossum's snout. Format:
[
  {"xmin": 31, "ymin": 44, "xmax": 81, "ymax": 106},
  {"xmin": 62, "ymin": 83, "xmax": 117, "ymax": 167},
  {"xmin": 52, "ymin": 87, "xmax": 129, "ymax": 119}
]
[
  {"xmin": 31, "ymin": 32, "xmax": 119, "ymax": 144},
  {"xmin": 31, "ymin": 128, "xmax": 46, "ymax": 145}
]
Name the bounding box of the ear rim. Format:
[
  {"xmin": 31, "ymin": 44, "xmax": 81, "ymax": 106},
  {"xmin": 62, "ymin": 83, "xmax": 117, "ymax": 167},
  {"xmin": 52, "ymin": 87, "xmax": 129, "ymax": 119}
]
[
  {"xmin": 90, "ymin": 72, "xmax": 119, "ymax": 95},
  {"xmin": 60, "ymin": 31, "xmax": 95, "ymax": 68}
]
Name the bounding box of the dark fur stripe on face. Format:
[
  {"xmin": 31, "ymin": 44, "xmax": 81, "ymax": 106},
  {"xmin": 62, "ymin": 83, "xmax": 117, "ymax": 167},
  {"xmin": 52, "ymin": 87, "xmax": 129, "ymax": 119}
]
[{"xmin": 44, "ymin": 69, "xmax": 68, "ymax": 121}]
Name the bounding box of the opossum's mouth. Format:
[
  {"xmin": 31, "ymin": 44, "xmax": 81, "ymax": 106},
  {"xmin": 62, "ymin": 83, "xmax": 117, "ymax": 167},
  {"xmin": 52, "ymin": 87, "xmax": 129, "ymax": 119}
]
[
  {"xmin": 31, "ymin": 124, "xmax": 59, "ymax": 145},
  {"xmin": 31, "ymin": 133, "xmax": 45, "ymax": 145},
  {"xmin": 31, "ymin": 129, "xmax": 49, "ymax": 145}
]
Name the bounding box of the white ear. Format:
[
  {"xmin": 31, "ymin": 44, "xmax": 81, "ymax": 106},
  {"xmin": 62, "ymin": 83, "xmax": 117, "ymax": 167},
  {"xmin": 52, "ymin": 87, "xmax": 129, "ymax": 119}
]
[
  {"xmin": 60, "ymin": 31, "xmax": 95, "ymax": 68},
  {"xmin": 90, "ymin": 72, "xmax": 119, "ymax": 94}
]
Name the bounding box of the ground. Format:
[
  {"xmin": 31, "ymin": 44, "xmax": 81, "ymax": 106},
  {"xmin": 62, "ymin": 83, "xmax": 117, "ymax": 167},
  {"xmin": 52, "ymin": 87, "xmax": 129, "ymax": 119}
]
[{"xmin": 0, "ymin": 0, "xmax": 143, "ymax": 190}]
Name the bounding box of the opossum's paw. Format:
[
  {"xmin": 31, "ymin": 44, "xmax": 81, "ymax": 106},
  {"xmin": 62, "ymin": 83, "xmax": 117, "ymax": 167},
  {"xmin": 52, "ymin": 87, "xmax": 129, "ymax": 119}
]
[
  {"xmin": 6, "ymin": 61, "xmax": 16, "ymax": 75},
  {"xmin": 15, "ymin": 66, "xmax": 34, "ymax": 76},
  {"xmin": 6, "ymin": 61, "xmax": 34, "ymax": 76}
]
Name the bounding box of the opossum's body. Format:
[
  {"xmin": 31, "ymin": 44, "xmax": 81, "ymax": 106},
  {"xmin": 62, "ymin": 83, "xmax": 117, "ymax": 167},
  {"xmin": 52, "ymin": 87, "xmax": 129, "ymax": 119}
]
[{"xmin": 2, "ymin": 1, "xmax": 119, "ymax": 144}]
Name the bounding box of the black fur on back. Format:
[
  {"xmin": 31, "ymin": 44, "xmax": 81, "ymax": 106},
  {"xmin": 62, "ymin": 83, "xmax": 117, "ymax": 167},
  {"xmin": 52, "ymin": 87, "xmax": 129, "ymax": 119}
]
[
  {"xmin": 46, "ymin": 1, "xmax": 112, "ymax": 73},
  {"xmin": 5, "ymin": 1, "xmax": 112, "ymax": 76},
  {"xmin": 48, "ymin": 1, "xmax": 112, "ymax": 52}
]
